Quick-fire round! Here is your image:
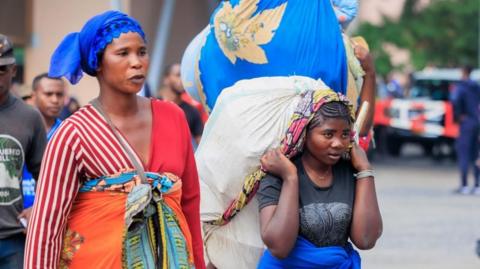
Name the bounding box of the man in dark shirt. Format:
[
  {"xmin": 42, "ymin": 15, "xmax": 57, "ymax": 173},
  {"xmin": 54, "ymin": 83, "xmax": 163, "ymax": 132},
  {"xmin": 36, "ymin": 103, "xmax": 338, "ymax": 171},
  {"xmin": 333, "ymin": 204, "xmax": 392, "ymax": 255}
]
[
  {"xmin": 20, "ymin": 73, "xmax": 65, "ymax": 210},
  {"xmin": 32, "ymin": 73, "xmax": 65, "ymax": 136},
  {"xmin": 0, "ymin": 34, "xmax": 46, "ymax": 269},
  {"xmin": 452, "ymin": 65, "xmax": 480, "ymax": 195},
  {"xmin": 162, "ymin": 63, "xmax": 203, "ymax": 146}
]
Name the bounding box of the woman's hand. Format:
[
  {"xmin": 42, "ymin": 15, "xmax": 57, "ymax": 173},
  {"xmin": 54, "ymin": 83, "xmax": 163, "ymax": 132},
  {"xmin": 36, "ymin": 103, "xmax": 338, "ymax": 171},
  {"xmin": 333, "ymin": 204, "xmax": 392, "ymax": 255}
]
[
  {"xmin": 18, "ymin": 207, "xmax": 32, "ymax": 233},
  {"xmin": 354, "ymin": 45, "xmax": 375, "ymax": 76},
  {"xmin": 261, "ymin": 149, "xmax": 297, "ymax": 181},
  {"xmin": 350, "ymin": 143, "xmax": 372, "ymax": 172}
]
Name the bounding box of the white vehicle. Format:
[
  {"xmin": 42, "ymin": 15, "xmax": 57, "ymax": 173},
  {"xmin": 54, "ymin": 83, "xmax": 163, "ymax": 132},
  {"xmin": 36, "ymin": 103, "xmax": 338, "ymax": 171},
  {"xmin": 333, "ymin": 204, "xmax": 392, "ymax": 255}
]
[{"xmin": 374, "ymin": 68, "xmax": 480, "ymax": 158}]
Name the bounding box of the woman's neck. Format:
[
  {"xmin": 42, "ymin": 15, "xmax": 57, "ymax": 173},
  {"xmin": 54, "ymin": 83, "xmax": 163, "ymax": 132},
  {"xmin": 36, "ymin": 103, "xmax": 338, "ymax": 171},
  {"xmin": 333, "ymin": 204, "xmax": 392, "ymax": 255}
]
[
  {"xmin": 97, "ymin": 87, "xmax": 140, "ymax": 117},
  {"xmin": 301, "ymin": 150, "xmax": 332, "ymax": 185},
  {"xmin": 43, "ymin": 116, "xmax": 56, "ymax": 132},
  {"xmin": 301, "ymin": 150, "xmax": 330, "ymax": 172}
]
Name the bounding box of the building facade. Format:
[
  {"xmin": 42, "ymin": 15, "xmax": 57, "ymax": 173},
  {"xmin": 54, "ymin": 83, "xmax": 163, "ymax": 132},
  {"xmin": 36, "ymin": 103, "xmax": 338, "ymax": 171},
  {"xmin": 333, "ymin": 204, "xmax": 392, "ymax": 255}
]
[{"xmin": 1, "ymin": 0, "xmax": 215, "ymax": 104}]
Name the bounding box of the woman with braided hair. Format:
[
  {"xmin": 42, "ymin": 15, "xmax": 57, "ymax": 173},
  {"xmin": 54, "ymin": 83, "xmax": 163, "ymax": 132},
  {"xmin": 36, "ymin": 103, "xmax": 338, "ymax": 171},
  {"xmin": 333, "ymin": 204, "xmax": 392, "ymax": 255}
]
[{"xmin": 257, "ymin": 92, "xmax": 382, "ymax": 268}]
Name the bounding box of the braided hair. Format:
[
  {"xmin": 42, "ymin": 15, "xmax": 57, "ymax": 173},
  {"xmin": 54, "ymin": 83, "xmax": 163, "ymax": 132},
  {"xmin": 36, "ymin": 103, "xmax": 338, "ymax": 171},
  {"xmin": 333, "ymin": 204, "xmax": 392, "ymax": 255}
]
[{"xmin": 308, "ymin": 101, "xmax": 353, "ymax": 131}]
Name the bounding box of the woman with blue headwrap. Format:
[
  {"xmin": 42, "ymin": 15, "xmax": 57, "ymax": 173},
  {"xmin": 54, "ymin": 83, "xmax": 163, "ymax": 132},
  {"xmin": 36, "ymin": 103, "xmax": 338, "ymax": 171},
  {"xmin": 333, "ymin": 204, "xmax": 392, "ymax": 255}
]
[{"xmin": 24, "ymin": 11, "xmax": 205, "ymax": 269}]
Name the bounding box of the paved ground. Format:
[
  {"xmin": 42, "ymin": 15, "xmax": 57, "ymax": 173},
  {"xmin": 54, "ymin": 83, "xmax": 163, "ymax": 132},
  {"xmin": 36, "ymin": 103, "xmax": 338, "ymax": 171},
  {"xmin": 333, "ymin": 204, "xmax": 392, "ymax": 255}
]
[{"xmin": 361, "ymin": 144, "xmax": 480, "ymax": 268}]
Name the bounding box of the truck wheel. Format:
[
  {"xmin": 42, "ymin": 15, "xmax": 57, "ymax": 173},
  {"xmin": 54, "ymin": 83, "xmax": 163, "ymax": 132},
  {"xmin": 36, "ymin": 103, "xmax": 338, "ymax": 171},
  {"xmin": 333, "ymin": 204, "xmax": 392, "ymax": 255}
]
[
  {"xmin": 430, "ymin": 144, "xmax": 442, "ymax": 161},
  {"xmin": 422, "ymin": 143, "xmax": 434, "ymax": 156},
  {"xmin": 387, "ymin": 139, "xmax": 402, "ymax": 156},
  {"xmin": 373, "ymin": 126, "xmax": 388, "ymax": 155}
]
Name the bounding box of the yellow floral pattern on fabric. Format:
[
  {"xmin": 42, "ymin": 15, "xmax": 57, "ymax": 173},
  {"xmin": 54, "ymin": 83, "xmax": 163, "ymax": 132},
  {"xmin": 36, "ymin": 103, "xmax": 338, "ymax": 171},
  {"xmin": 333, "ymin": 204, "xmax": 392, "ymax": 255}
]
[
  {"xmin": 60, "ymin": 229, "xmax": 85, "ymax": 269},
  {"xmin": 214, "ymin": 0, "xmax": 287, "ymax": 64}
]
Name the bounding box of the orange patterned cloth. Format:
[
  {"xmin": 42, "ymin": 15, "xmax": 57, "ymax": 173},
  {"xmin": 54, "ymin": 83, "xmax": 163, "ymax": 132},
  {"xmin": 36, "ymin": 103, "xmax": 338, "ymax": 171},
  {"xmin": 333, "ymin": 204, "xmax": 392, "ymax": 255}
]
[{"xmin": 59, "ymin": 172, "xmax": 194, "ymax": 268}]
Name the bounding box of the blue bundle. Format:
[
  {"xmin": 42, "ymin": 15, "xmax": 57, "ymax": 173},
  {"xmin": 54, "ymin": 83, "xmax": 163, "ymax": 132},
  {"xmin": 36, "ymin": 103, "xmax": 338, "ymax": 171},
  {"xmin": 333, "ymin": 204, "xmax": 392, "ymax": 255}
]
[{"xmin": 183, "ymin": 0, "xmax": 348, "ymax": 111}]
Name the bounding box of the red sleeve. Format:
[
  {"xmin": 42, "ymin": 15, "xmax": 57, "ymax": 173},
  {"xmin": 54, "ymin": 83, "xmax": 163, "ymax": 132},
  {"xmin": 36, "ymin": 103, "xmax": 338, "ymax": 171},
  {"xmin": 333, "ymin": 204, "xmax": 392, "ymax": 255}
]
[
  {"xmin": 24, "ymin": 122, "xmax": 81, "ymax": 269},
  {"xmin": 179, "ymin": 113, "xmax": 206, "ymax": 269}
]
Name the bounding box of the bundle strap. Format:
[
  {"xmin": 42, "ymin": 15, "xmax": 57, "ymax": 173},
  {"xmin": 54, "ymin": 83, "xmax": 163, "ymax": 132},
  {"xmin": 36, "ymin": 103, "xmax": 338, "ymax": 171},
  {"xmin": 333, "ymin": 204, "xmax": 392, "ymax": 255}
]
[{"xmin": 90, "ymin": 98, "xmax": 148, "ymax": 184}]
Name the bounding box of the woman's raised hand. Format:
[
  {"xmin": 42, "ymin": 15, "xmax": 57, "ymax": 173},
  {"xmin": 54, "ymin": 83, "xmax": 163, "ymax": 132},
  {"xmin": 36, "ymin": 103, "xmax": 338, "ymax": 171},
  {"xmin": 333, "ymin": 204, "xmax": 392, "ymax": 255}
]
[
  {"xmin": 260, "ymin": 149, "xmax": 297, "ymax": 181},
  {"xmin": 350, "ymin": 143, "xmax": 372, "ymax": 172},
  {"xmin": 354, "ymin": 45, "xmax": 375, "ymax": 75}
]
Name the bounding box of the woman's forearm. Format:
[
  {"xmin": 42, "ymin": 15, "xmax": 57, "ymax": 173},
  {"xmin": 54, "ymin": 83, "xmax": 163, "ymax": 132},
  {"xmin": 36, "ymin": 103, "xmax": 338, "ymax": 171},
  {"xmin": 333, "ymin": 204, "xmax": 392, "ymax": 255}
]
[
  {"xmin": 359, "ymin": 72, "xmax": 376, "ymax": 136},
  {"xmin": 350, "ymin": 177, "xmax": 382, "ymax": 250}
]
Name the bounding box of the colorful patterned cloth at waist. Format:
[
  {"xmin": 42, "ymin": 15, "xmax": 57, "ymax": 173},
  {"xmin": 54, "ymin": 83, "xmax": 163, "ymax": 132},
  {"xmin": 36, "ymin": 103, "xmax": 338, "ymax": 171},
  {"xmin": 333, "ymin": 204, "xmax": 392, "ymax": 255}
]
[
  {"xmin": 60, "ymin": 170, "xmax": 195, "ymax": 269},
  {"xmin": 80, "ymin": 170, "xmax": 174, "ymax": 193}
]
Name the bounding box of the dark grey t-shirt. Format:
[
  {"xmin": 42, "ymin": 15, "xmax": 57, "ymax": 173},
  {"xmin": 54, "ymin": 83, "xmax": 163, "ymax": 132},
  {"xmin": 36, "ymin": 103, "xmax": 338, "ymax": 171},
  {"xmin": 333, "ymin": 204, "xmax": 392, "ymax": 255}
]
[
  {"xmin": 0, "ymin": 94, "xmax": 46, "ymax": 239},
  {"xmin": 257, "ymin": 157, "xmax": 356, "ymax": 247}
]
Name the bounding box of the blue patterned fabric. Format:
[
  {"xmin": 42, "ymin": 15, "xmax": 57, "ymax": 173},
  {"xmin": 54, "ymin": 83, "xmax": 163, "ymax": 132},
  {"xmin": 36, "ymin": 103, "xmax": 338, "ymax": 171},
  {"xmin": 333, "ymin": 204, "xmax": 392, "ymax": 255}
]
[
  {"xmin": 79, "ymin": 171, "xmax": 173, "ymax": 193},
  {"xmin": 22, "ymin": 118, "xmax": 62, "ymax": 208},
  {"xmin": 160, "ymin": 203, "xmax": 192, "ymax": 268},
  {"xmin": 49, "ymin": 10, "xmax": 145, "ymax": 84},
  {"xmin": 196, "ymin": 0, "xmax": 347, "ymax": 110},
  {"xmin": 257, "ymin": 237, "xmax": 361, "ymax": 269}
]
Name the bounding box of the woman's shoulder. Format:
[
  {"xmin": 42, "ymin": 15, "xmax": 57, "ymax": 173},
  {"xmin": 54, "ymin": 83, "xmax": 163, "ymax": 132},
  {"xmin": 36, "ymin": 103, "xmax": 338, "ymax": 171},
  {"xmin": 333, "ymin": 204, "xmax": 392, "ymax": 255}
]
[
  {"xmin": 62, "ymin": 104, "xmax": 96, "ymax": 125},
  {"xmin": 55, "ymin": 104, "xmax": 102, "ymax": 135},
  {"xmin": 333, "ymin": 159, "xmax": 355, "ymax": 181},
  {"xmin": 261, "ymin": 156, "xmax": 302, "ymax": 186},
  {"xmin": 260, "ymin": 171, "xmax": 286, "ymax": 193},
  {"xmin": 151, "ymin": 98, "xmax": 184, "ymax": 117},
  {"xmin": 150, "ymin": 98, "xmax": 189, "ymax": 132}
]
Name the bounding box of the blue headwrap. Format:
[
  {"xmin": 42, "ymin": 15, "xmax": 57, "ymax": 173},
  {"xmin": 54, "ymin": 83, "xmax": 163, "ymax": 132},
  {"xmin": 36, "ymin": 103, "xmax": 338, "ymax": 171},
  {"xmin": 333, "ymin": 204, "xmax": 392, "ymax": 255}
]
[{"xmin": 49, "ymin": 10, "xmax": 146, "ymax": 84}]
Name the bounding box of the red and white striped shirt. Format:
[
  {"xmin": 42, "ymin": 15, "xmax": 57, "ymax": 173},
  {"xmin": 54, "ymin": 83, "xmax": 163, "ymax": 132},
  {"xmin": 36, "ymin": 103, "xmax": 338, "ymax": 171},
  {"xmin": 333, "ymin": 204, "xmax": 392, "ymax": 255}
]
[{"xmin": 25, "ymin": 99, "xmax": 205, "ymax": 269}]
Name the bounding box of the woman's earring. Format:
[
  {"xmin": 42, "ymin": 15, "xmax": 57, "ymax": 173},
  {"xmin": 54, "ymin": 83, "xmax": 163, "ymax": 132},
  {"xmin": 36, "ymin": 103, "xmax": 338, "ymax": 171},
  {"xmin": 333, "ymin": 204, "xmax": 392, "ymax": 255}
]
[{"xmin": 341, "ymin": 150, "xmax": 351, "ymax": 160}]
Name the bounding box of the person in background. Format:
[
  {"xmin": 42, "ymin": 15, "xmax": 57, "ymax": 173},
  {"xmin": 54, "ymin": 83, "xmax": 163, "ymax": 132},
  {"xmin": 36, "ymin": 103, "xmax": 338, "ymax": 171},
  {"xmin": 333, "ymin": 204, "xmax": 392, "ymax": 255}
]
[
  {"xmin": 20, "ymin": 73, "xmax": 65, "ymax": 223},
  {"xmin": 16, "ymin": 85, "xmax": 37, "ymax": 210},
  {"xmin": 12, "ymin": 83, "xmax": 35, "ymax": 106},
  {"xmin": 386, "ymin": 74, "xmax": 403, "ymax": 99},
  {"xmin": 59, "ymin": 88, "xmax": 80, "ymax": 120},
  {"xmin": 181, "ymin": 91, "xmax": 209, "ymax": 124},
  {"xmin": 20, "ymin": 74, "xmax": 65, "ymax": 209},
  {"xmin": 476, "ymin": 239, "xmax": 480, "ymax": 258},
  {"xmin": 31, "ymin": 73, "xmax": 65, "ymax": 138},
  {"xmin": 0, "ymin": 33, "xmax": 47, "ymax": 269},
  {"xmin": 451, "ymin": 65, "xmax": 480, "ymax": 195},
  {"xmin": 162, "ymin": 63, "xmax": 204, "ymax": 146},
  {"xmin": 137, "ymin": 81, "xmax": 153, "ymax": 97},
  {"xmin": 19, "ymin": 88, "xmax": 35, "ymax": 106}
]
